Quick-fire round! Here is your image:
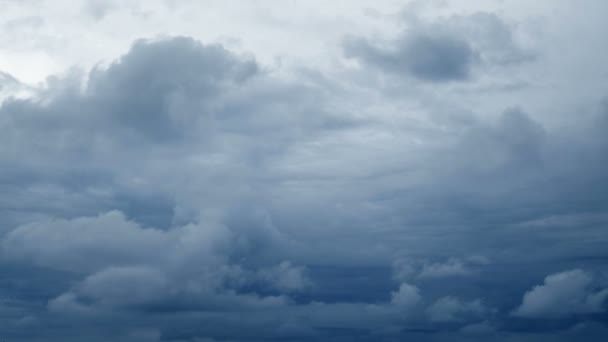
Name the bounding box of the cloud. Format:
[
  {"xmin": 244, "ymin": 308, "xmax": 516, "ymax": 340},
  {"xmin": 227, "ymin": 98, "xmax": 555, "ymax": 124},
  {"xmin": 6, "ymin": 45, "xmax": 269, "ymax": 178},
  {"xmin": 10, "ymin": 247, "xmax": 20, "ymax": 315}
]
[
  {"xmin": 426, "ymin": 296, "xmax": 488, "ymax": 322},
  {"xmin": 390, "ymin": 282, "xmax": 422, "ymax": 309},
  {"xmin": 0, "ymin": 71, "xmax": 33, "ymax": 102},
  {"xmin": 344, "ymin": 32, "xmax": 476, "ymax": 82},
  {"xmin": 343, "ymin": 11, "xmax": 534, "ymax": 82},
  {"xmin": 64, "ymin": 266, "xmax": 170, "ymax": 308},
  {"xmin": 418, "ymin": 258, "xmax": 475, "ymax": 279},
  {"xmin": 257, "ymin": 261, "xmax": 312, "ymax": 292},
  {"xmin": 0, "ymin": 4, "xmax": 608, "ymax": 340},
  {"xmin": 83, "ymin": 0, "xmax": 117, "ymax": 20},
  {"xmin": 0, "ymin": 71, "xmax": 19, "ymax": 88},
  {"xmin": 460, "ymin": 321, "xmax": 496, "ymax": 335},
  {"xmin": 0, "ymin": 34, "xmax": 342, "ymax": 235},
  {"xmin": 85, "ymin": 36, "xmax": 259, "ymax": 141},
  {"xmin": 49, "ymin": 265, "xmax": 290, "ymax": 315},
  {"xmin": 393, "ymin": 257, "xmax": 484, "ymax": 282},
  {"xmin": 2, "ymin": 211, "xmax": 173, "ymax": 273},
  {"xmin": 513, "ymin": 269, "xmax": 608, "ymax": 319},
  {"xmin": 3, "ymin": 210, "xmax": 304, "ymax": 317}
]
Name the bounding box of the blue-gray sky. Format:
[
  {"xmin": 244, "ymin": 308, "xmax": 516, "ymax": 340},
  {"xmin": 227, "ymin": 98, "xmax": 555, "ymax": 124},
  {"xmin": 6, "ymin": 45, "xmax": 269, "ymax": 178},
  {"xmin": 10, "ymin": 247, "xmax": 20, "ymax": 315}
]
[{"xmin": 1, "ymin": 1, "xmax": 608, "ymax": 341}]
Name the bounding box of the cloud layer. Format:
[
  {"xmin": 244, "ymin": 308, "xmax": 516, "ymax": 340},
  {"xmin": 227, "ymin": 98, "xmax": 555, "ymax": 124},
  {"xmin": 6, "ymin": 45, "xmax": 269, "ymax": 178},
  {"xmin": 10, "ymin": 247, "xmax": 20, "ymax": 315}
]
[{"xmin": 1, "ymin": 1, "xmax": 608, "ymax": 341}]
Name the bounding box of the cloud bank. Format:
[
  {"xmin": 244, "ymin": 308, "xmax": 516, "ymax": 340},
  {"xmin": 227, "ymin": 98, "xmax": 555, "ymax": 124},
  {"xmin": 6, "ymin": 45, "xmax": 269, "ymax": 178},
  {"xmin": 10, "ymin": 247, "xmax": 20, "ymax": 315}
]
[{"xmin": 1, "ymin": 1, "xmax": 608, "ymax": 341}]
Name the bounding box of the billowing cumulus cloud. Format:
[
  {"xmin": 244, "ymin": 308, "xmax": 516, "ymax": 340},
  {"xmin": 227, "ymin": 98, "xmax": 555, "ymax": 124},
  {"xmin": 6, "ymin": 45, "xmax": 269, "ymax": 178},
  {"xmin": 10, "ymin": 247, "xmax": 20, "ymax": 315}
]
[
  {"xmin": 0, "ymin": 1, "xmax": 608, "ymax": 341},
  {"xmin": 390, "ymin": 282, "xmax": 422, "ymax": 308},
  {"xmin": 514, "ymin": 269, "xmax": 608, "ymax": 319}
]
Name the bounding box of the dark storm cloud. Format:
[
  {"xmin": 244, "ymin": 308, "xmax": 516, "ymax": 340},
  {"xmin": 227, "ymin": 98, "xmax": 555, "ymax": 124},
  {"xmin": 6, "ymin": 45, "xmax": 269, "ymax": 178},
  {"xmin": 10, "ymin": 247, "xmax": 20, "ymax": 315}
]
[
  {"xmin": 0, "ymin": 35, "xmax": 383, "ymax": 341},
  {"xmin": 0, "ymin": 11, "xmax": 606, "ymax": 340}
]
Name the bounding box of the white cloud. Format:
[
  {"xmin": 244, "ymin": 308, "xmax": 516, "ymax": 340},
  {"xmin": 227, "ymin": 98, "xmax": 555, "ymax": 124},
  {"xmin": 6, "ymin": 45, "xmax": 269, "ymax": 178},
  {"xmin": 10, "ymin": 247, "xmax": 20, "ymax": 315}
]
[
  {"xmin": 3, "ymin": 210, "xmax": 306, "ymax": 315},
  {"xmin": 2, "ymin": 211, "xmax": 172, "ymax": 273},
  {"xmin": 418, "ymin": 258, "xmax": 474, "ymax": 279},
  {"xmin": 513, "ymin": 269, "xmax": 608, "ymax": 318}
]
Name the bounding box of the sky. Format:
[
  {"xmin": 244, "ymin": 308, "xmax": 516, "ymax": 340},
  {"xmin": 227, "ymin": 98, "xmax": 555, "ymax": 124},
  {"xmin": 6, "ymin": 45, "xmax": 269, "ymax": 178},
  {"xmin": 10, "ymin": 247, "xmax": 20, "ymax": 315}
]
[{"xmin": 1, "ymin": 0, "xmax": 608, "ymax": 341}]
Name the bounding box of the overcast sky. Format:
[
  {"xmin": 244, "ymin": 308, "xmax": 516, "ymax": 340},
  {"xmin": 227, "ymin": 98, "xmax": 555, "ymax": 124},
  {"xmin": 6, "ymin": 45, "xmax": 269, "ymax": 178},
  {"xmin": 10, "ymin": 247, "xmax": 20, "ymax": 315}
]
[{"xmin": 1, "ymin": 1, "xmax": 608, "ymax": 341}]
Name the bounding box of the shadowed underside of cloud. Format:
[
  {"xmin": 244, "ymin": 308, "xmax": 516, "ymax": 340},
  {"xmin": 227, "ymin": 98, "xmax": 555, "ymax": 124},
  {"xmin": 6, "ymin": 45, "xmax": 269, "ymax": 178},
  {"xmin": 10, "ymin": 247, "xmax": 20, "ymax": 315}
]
[
  {"xmin": 0, "ymin": 8, "xmax": 607, "ymax": 340},
  {"xmin": 344, "ymin": 11, "xmax": 534, "ymax": 82},
  {"xmin": 344, "ymin": 32, "xmax": 476, "ymax": 82}
]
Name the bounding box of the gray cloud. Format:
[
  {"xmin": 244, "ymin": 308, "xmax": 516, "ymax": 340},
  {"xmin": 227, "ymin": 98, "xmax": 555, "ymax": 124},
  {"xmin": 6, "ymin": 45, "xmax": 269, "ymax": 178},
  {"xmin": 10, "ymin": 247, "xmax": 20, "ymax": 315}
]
[
  {"xmin": 343, "ymin": 11, "xmax": 534, "ymax": 82},
  {"xmin": 426, "ymin": 296, "xmax": 488, "ymax": 322},
  {"xmin": 3, "ymin": 211, "xmax": 172, "ymax": 273},
  {"xmin": 85, "ymin": 36, "xmax": 259, "ymax": 141},
  {"xmin": 344, "ymin": 32, "xmax": 476, "ymax": 82},
  {"xmin": 3, "ymin": 210, "xmax": 308, "ymax": 318},
  {"xmin": 83, "ymin": 0, "xmax": 117, "ymax": 20},
  {"xmin": 390, "ymin": 282, "xmax": 422, "ymax": 309},
  {"xmin": 256, "ymin": 261, "xmax": 312, "ymax": 293},
  {"xmin": 393, "ymin": 257, "xmax": 488, "ymax": 282},
  {"xmin": 0, "ymin": 3, "xmax": 607, "ymax": 340}
]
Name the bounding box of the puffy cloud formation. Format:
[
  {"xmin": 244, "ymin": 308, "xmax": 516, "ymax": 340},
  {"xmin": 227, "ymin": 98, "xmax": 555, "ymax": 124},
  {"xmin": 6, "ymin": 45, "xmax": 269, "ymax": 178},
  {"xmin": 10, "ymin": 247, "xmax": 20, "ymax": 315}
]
[
  {"xmin": 4, "ymin": 211, "xmax": 307, "ymax": 316},
  {"xmin": 3, "ymin": 211, "xmax": 173, "ymax": 273},
  {"xmin": 390, "ymin": 282, "xmax": 422, "ymax": 308},
  {"xmin": 514, "ymin": 269, "xmax": 608, "ymax": 319},
  {"xmin": 344, "ymin": 11, "xmax": 534, "ymax": 82},
  {"xmin": 1, "ymin": 1, "xmax": 608, "ymax": 341}
]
